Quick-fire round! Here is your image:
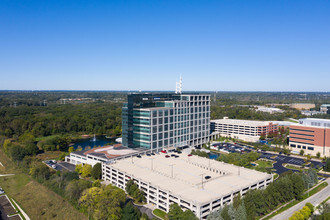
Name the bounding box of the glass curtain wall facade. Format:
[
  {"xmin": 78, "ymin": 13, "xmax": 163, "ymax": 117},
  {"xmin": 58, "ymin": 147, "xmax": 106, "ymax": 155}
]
[{"xmin": 122, "ymin": 93, "xmax": 210, "ymax": 150}]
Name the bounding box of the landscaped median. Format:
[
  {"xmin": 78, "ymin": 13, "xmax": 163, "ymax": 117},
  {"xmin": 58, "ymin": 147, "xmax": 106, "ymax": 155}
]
[{"xmin": 262, "ymin": 181, "xmax": 328, "ymax": 220}]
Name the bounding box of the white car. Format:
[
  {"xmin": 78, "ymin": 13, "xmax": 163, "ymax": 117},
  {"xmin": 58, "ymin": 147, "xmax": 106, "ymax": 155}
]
[{"xmin": 52, "ymin": 164, "xmax": 57, "ymax": 169}]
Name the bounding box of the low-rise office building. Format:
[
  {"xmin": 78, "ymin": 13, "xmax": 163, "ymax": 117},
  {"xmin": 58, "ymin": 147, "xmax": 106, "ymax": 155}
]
[
  {"xmin": 210, "ymin": 117, "xmax": 278, "ymax": 142},
  {"xmin": 320, "ymin": 104, "xmax": 330, "ymax": 114},
  {"xmin": 65, "ymin": 144, "xmax": 146, "ymax": 167},
  {"xmin": 289, "ymin": 118, "xmax": 330, "ymax": 157},
  {"xmin": 102, "ymin": 153, "xmax": 272, "ymax": 219}
]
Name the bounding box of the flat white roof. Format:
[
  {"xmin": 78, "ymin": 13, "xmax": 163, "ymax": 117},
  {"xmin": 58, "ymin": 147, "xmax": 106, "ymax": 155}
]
[
  {"xmin": 211, "ymin": 118, "xmax": 276, "ymax": 127},
  {"xmin": 108, "ymin": 153, "xmax": 271, "ymax": 204}
]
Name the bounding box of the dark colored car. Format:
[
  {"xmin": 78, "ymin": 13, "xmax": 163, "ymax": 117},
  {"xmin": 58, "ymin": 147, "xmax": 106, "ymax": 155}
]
[
  {"xmin": 205, "ymin": 176, "xmax": 211, "ymax": 180},
  {"xmin": 165, "ymin": 155, "xmax": 170, "ymax": 158},
  {"xmin": 137, "ymin": 155, "xmax": 142, "ymax": 158}
]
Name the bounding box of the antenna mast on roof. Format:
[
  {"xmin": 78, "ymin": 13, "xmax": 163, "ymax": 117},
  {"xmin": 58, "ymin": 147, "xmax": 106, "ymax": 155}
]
[{"xmin": 175, "ymin": 75, "xmax": 182, "ymax": 94}]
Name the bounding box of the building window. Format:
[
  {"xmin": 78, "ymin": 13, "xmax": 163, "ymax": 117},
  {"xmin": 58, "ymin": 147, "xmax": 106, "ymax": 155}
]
[{"xmin": 307, "ymin": 147, "xmax": 314, "ymax": 150}]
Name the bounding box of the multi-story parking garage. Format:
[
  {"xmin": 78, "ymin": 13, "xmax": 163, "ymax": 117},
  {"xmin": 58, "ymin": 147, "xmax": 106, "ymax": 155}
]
[
  {"xmin": 211, "ymin": 117, "xmax": 278, "ymax": 142},
  {"xmin": 102, "ymin": 152, "xmax": 272, "ymax": 219}
]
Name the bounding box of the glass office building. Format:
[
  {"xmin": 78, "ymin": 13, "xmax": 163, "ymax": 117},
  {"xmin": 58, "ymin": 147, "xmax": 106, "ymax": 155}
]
[{"xmin": 122, "ymin": 93, "xmax": 211, "ymax": 150}]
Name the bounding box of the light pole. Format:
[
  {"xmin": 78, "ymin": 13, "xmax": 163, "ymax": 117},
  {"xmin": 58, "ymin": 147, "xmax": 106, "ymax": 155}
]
[
  {"xmin": 150, "ymin": 158, "xmax": 154, "ymax": 171},
  {"xmin": 200, "ymin": 174, "xmax": 205, "ymax": 189},
  {"xmin": 307, "ymin": 183, "xmax": 313, "ymax": 198},
  {"xmin": 169, "ymin": 164, "xmax": 175, "ymax": 178}
]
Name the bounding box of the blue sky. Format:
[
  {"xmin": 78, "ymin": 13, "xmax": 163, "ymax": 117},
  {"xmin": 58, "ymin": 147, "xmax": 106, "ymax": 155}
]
[{"xmin": 1, "ymin": 0, "xmax": 329, "ymax": 91}]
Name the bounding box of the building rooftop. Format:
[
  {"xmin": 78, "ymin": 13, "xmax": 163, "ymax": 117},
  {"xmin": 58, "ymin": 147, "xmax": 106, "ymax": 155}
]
[
  {"xmin": 211, "ymin": 118, "xmax": 276, "ymax": 127},
  {"xmin": 108, "ymin": 152, "xmax": 271, "ymax": 204},
  {"xmin": 298, "ymin": 118, "xmax": 330, "ymax": 128},
  {"xmin": 72, "ymin": 144, "xmax": 145, "ymax": 160}
]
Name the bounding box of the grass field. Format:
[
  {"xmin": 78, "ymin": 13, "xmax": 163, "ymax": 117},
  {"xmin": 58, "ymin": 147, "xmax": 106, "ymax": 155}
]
[
  {"xmin": 153, "ymin": 209, "xmax": 167, "ymax": 220},
  {"xmin": 0, "ymin": 150, "xmax": 87, "ymax": 220},
  {"xmin": 35, "ymin": 151, "xmax": 63, "ymax": 161},
  {"xmin": 255, "ymin": 160, "xmax": 273, "ymax": 168}
]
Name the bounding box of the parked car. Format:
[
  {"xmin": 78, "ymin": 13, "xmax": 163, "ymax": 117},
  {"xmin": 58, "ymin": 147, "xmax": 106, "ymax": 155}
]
[
  {"xmin": 165, "ymin": 155, "xmax": 170, "ymax": 158},
  {"xmin": 137, "ymin": 155, "xmax": 142, "ymax": 158},
  {"xmin": 52, "ymin": 164, "xmax": 57, "ymax": 169},
  {"xmin": 205, "ymin": 176, "xmax": 211, "ymax": 180}
]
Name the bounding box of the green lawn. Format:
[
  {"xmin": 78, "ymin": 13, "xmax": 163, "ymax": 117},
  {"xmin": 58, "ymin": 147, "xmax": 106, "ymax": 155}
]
[
  {"xmin": 255, "ymin": 160, "xmax": 273, "ymax": 168},
  {"xmin": 35, "ymin": 135, "xmax": 60, "ymax": 142},
  {"xmin": 0, "ymin": 150, "xmax": 87, "ymax": 220},
  {"xmin": 285, "ymin": 164, "xmax": 302, "ymax": 170},
  {"xmin": 153, "ymin": 209, "xmax": 167, "ymax": 220}
]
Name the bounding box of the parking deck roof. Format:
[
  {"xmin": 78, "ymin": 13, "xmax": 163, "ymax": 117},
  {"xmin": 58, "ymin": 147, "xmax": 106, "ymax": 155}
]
[{"xmin": 108, "ymin": 152, "xmax": 271, "ymax": 204}]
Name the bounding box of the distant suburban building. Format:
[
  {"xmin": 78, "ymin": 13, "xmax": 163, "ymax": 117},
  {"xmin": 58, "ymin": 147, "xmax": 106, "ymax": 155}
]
[
  {"xmin": 301, "ymin": 110, "xmax": 326, "ymax": 116},
  {"xmin": 102, "ymin": 152, "xmax": 272, "ymax": 219},
  {"xmin": 320, "ymin": 104, "xmax": 330, "ymax": 114},
  {"xmin": 255, "ymin": 106, "xmax": 284, "ymax": 114},
  {"xmin": 210, "ymin": 117, "xmax": 278, "ymax": 142},
  {"xmin": 122, "ymin": 93, "xmax": 211, "ymax": 150},
  {"xmin": 289, "ymin": 103, "xmax": 315, "ymax": 110},
  {"xmin": 289, "ymin": 118, "xmax": 330, "ymax": 157}
]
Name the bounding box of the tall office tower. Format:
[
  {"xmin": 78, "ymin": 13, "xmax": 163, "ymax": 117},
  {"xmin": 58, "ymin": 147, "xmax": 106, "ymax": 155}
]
[{"xmin": 122, "ymin": 93, "xmax": 210, "ymax": 150}]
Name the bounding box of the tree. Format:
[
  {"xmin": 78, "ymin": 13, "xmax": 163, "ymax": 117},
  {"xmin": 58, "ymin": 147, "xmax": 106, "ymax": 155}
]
[
  {"xmin": 9, "ymin": 145, "xmax": 26, "ymax": 161},
  {"xmin": 81, "ymin": 164, "xmax": 92, "ymax": 177},
  {"xmin": 300, "ymin": 150, "xmax": 304, "ymax": 156},
  {"xmin": 168, "ymin": 203, "xmax": 183, "ymax": 220},
  {"xmin": 182, "ymin": 209, "xmax": 198, "ymax": 220},
  {"xmin": 259, "ymin": 133, "xmax": 266, "ymax": 140},
  {"xmin": 289, "ymin": 174, "xmax": 304, "ymax": 200},
  {"xmin": 24, "ymin": 143, "xmax": 39, "ymax": 155},
  {"xmin": 316, "ymin": 152, "xmax": 321, "ymax": 158},
  {"xmin": 75, "ymin": 164, "xmax": 83, "ymax": 174},
  {"xmin": 324, "ymin": 158, "xmax": 330, "ymax": 172},
  {"xmin": 93, "ymin": 185, "xmax": 126, "ymax": 220},
  {"xmin": 92, "ymin": 163, "xmax": 102, "ymax": 179},
  {"xmin": 121, "ymin": 202, "xmax": 141, "ymax": 220},
  {"xmin": 92, "ymin": 179, "xmax": 101, "ymax": 187},
  {"xmin": 125, "ymin": 180, "xmax": 146, "ymax": 203},
  {"xmin": 65, "ymin": 179, "xmax": 92, "ymax": 200},
  {"xmin": 29, "ymin": 162, "xmax": 51, "ymax": 182},
  {"xmin": 305, "ymin": 202, "xmax": 314, "ymax": 213},
  {"xmin": 2, "ymin": 139, "xmax": 12, "ymax": 153},
  {"xmin": 79, "ymin": 187, "xmax": 103, "ymax": 218},
  {"xmin": 68, "ymin": 146, "xmax": 75, "ymax": 153}
]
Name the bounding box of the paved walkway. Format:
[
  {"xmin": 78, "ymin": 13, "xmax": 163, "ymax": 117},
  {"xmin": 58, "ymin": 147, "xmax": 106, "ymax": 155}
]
[
  {"xmin": 271, "ymin": 178, "xmax": 330, "ymax": 220},
  {"xmin": 12, "ymin": 199, "xmax": 30, "ymax": 220}
]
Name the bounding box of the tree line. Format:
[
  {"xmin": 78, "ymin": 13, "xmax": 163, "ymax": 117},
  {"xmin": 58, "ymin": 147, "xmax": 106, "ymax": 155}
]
[
  {"xmin": 207, "ymin": 169, "xmax": 318, "ymax": 220},
  {"xmin": 0, "ymin": 102, "xmax": 122, "ymax": 138}
]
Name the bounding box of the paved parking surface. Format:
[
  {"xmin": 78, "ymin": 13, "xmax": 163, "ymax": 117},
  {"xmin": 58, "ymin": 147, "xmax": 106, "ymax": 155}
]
[{"xmin": 259, "ymin": 152, "xmax": 324, "ymax": 175}]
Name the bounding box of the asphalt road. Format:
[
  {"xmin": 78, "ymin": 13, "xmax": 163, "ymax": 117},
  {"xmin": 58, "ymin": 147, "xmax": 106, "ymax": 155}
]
[{"xmin": 271, "ymin": 178, "xmax": 330, "ymax": 220}]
